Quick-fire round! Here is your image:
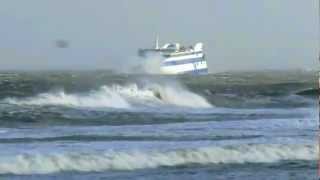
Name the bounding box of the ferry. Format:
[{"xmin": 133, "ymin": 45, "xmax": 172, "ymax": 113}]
[{"xmin": 138, "ymin": 37, "xmax": 208, "ymax": 75}]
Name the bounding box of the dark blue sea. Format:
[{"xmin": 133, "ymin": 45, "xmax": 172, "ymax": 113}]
[{"xmin": 0, "ymin": 70, "xmax": 317, "ymax": 180}]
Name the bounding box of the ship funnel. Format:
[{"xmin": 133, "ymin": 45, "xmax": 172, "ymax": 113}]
[{"xmin": 155, "ymin": 35, "xmax": 159, "ymax": 49}]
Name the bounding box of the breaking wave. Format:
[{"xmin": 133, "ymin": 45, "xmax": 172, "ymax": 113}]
[
  {"xmin": 4, "ymin": 83, "xmax": 212, "ymax": 109},
  {"xmin": 5, "ymin": 86, "xmax": 130, "ymax": 109},
  {"xmin": 0, "ymin": 144, "xmax": 316, "ymax": 175}
]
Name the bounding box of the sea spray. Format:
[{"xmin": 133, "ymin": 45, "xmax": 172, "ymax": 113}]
[
  {"xmin": 141, "ymin": 54, "xmax": 163, "ymax": 74},
  {"xmin": 145, "ymin": 82, "xmax": 212, "ymax": 108},
  {"xmin": 5, "ymin": 87, "xmax": 130, "ymax": 109},
  {"xmin": 4, "ymin": 82, "xmax": 212, "ymax": 109}
]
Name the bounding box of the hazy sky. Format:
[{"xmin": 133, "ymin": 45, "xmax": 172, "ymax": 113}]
[{"xmin": 0, "ymin": 0, "xmax": 318, "ymax": 72}]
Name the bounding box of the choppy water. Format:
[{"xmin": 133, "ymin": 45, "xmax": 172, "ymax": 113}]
[{"xmin": 0, "ymin": 70, "xmax": 317, "ymax": 179}]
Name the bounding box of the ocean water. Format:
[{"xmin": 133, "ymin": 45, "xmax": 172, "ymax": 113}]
[{"xmin": 0, "ymin": 70, "xmax": 317, "ymax": 180}]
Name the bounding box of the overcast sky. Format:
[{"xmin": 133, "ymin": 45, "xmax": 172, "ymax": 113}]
[{"xmin": 0, "ymin": 0, "xmax": 318, "ymax": 72}]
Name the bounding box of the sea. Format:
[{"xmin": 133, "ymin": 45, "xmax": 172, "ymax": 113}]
[{"xmin": 0, "ymin": 70, "xmax": 317, "ymax": 180}]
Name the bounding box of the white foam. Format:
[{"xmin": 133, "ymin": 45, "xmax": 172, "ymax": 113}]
[
  {"xmin": 113, "ymin": 83, "xmax": 212, "ymax": 108},
  {"xmin": 5, "ymin": 86, "xmax": 130, "ymax": 109},
  {"xmin": 147, "ymin": 83, "xmax": 212, "ymax": 108},
  {"xmin": 0, "ymin": 144, "xmax": 316, "ymax": 174},
  {"xmin": 5, "ymin": 82, "xmax": 212, "ymax": 109}
]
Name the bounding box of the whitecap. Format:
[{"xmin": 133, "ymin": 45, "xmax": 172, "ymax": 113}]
[{"xmin": 0, "ymin": 144, "xmax": 316, "ymax": 174}]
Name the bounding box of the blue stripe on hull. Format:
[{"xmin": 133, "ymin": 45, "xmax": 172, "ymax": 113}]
[{"xmin": 162, "ymin": 57, "xmax": 205, "ymax": 66}]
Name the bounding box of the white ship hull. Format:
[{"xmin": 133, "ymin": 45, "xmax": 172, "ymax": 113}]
[{"xmin": 160, "ymin": 52, "xmax": 208, "ymax": 75}]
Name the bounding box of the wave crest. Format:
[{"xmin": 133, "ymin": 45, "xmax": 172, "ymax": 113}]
[
  {"xmin": 0, "ymin": 144, "xmax": 316, "ymax": 174},
  {"xmin": 5, "ymin": 86, "xmax": 130, "ymax": 109},
  {"xmin": 4, "ymin": 83, "xmax": 212, "ymax": 109}
]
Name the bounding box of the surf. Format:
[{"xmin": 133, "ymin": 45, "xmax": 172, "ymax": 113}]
[{"xmin": 0, "ymin": 144, "xmax": 316, "ymax": 175}]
